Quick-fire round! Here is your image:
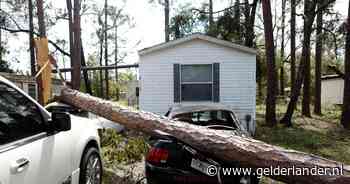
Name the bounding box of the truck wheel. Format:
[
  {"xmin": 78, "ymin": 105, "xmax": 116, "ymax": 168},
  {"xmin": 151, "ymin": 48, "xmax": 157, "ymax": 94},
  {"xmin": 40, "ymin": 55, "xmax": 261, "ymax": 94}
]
[{"xmin": 79, "ymin": 147, "xmax": 102, "ymax": 184}]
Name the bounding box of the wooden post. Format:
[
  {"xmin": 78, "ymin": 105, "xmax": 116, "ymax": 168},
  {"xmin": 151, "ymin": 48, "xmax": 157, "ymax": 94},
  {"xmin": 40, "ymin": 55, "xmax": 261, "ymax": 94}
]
[{"xmin": 35, "ymin": 0, "xmax": 47, "ymax": 105}]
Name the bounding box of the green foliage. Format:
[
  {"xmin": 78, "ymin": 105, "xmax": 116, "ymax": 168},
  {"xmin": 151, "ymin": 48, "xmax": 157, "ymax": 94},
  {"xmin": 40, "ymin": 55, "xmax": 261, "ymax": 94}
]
[
  {"xmin": 255, "ymin": 124, "xmax": 350, "ymax": 164},
  {"xmin": 101, "ymin": 129, "xmax": 149, "ymax": 168},
  {"xmin": 0, "ymin": 57, "xmax": 12, "ymax": 72},
  {"xmin": 169, "ymin": 4, "xmax": 207, "ymax": 39},
  {"xmin": 214, "ymin": 9, "xmax": 242, "ymax": 42},
  {"xmin": 169, "ymin": 1, "xmax": 243, "ymax": 43},
  {"xmin": 0, "ymin": 46, "xmax": 12, "ymax": 73}
]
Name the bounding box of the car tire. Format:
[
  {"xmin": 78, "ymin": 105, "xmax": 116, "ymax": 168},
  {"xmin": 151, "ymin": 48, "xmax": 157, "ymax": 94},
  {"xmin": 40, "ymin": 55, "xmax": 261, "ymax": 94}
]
[{"xmin": 79, "ymin": 147, "xmax": 103, "ymax": 184}]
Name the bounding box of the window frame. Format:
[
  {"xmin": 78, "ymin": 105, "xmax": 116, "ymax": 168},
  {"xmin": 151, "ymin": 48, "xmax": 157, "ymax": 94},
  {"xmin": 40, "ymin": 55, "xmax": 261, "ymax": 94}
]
[
  {"xmin": 179, "ymin": 64, "xmax": 214, "ymax": 102},
  {"xmin": 0, "ymin": 82, "xmax": 48, "ymax": 153},
  {"xmin": 27, "ymin": 83, "xmax": 37, "ymax": 100}
]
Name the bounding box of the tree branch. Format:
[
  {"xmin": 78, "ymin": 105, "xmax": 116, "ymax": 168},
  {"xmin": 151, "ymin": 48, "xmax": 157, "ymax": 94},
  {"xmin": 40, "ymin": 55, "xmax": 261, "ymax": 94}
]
[{"xmin": 0, "ymin": 27, "xmax": 70, "ymax": 57}]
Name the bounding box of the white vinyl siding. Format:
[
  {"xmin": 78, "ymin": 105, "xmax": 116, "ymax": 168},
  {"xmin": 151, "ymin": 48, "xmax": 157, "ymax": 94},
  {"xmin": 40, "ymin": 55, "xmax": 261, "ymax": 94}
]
[
  {"xmin": 139, "ymin": 39, "xmax": 256, "ymax": 121},
  {"xmin": 321, "ymin": 78, "xmax": 344, "ymax": 106}
]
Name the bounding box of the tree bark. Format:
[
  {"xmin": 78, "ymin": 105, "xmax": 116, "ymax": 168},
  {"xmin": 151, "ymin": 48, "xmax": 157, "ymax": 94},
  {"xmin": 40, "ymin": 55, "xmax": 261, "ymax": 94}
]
[
  {"xmin": 261, "ymin": 0, "xmax": 277, "ymax": 127},
  {"xmin": 0, "ymin": 0, "xmax": 2, "ymax": 65},
  {"xmin": 341, "ymin": 1, "xmax": 350, "ymax": 129},
  {"xmin": 36, "ymin": 0, "xmax": 46, "ymax": 37},
  {"xmin": 59, "ymin": 88, "xmax": 350, "ymax": 184},
  {"xmin": 244, "ymin": 0, "xmax": 258, "ymax": 48},
  {"xmin": 208, "ymin": 0, "xmax": 214, "ymax": 36},
  {"xmin": 80, "ymin": 39, "xmax": 92, "ymax": 95},
  {"xmin": 314, "ymin": 3, "xmax": 323, "ymax": 115},
  {"xmin": 66, "ymin": 0, "xmax": 75, "ymax": 85},
  {"xmin": 71, "ymin": 0, "xmax": 82, "ymax": 90},
  {"xmin": 28, "ymin": 0, "xmax": 35, "ymax": 76},
  {"xmin": 279, "ymin": 0, "xmax": 286, "ymax": 96},
  {"xmin": 104, "ymin": 0, "xmax": 109, "ymax": 99},
  {"xmin": 302, "ymin": 33, "xmax": 312, "ymax": 117},
  {"xmin": 234, "ymin": 0, "xmax": 241, "ymax": 43},
  {"xmin": 114, "ymin": 20, "xmax": 119, "ymax": 101},
  {"xmin": 164, "ymin": 0, "xmax": 170, "ymax": 42},
  {"xmin": 281, "ymin": 0, "xmax": 316, "ymax": 126},
  {"xmin": 36, "ymin": 0, "xmax": 46, "ymax": 105},
  {"xmin": 99, "ymin": 36, "xmax": 104, "ymax": 98},
  {"xmin": 290, "ymin": 0, "xmax": 296, "ymax": 93}
]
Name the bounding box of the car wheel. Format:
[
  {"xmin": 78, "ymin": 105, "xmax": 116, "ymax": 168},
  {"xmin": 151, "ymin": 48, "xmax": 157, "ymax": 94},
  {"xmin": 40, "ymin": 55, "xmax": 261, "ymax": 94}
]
[{"xmin": 79, "ymin": 147, "xmax": 102, "ymax": 184}]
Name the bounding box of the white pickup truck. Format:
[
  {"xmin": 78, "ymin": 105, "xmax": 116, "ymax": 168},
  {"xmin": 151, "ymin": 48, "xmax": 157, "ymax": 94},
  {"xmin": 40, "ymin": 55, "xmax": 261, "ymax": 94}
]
[{"xmin": 0, "ymin": 76, "xmax": 102, "ymax": 184}]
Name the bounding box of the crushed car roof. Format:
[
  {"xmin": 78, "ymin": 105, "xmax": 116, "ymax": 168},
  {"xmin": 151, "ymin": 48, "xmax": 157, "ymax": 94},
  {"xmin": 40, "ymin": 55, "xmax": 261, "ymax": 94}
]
[{"xmin": 169, "ymin": 104, "xmax": 233, "ymax": 117}]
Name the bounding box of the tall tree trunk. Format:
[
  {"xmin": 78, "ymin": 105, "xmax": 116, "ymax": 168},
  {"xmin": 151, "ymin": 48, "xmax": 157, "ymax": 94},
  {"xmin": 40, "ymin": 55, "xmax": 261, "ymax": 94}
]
[
  {"xmin": 302, "ymin": 44, "xmax": 312, "ymax": 117},
  {"xmin": 164, "ymin": 0, "xmax": 170, "ymax": 42},
  {"xmin": 36, "ymin": 0, "xmax": 46, "ymax": 105},
  {"xmin": 36, "ymin": 0, "xmax": 46, "ymax": 37},
  {"xmin": 314, "ymin": 3, "xmax": 323, "ymax": 115},
  {"xmin": 290, "ymin": 0, "xmax": 296, "ymax": 94},
  {"xmin": 0, "ymin": 0, "xmax": 1, "ymax": 65},
  {"xmin": 104, "ymin": 0, "xmax": 109, "ymax": 99},
  {"xmin": 281, "ymin": 0, "xmax": 316, "ymax": 126},
  {"xmin": 341, "ymin": 1, "xmax": 350, "ymax": 129},
  {"xmin": 208, "ymin": 0, "xmax": 214, "ymax": 35},
  {"xmin": 280, "ymin": 0, "xmax": 286, "ymax": 96},
  {"xmin": 244, "ymin": 0, "xmax": 258, "ymax": 47},
  {"xmin": 99, "ymin": 36, "xmax": 104, "ymax": 98},
  {"xmin": 234, "ymin": 0, "xmax": 241, "ymax": 43},
  {"xmin": 80, "ymin": 39, "xmax": 92, "ymax": 95},
  {"xmin": 66, "ymin": 0, "xmax": 75, "ymax": 84},
  {"xmin": 114, "ymin": 20, "xmax": 119, "ymax": 101},
  {"xmin": 71, "ymin": 0, "xmax": 82, "ymax": 90},
  {"xmin": 261, "ymin": 0, "xmax": 277, "ymax": 127},
  {"xmin": 28, "ymin": 0, "xmax": 35, "ymax": 76}
]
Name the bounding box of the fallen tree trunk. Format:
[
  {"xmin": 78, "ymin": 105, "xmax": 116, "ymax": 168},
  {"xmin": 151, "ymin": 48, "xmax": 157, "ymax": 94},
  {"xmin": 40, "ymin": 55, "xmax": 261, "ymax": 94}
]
[{"xmin": 60, "ymin": 88, "xmax": 350, "ymax": 184}]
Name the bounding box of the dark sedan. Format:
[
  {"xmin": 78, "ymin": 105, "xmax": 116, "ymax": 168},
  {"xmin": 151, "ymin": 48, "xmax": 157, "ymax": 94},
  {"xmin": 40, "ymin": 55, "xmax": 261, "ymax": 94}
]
[{"xmin": 145, "ymin": 104, "xmax": 259, "ymax": 184}]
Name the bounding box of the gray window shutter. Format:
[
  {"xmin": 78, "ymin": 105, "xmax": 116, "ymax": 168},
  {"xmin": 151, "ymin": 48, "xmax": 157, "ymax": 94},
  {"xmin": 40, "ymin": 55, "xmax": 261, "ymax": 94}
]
[
  {"xmin": 174, "ymin": 64, "xmax": 181, "ymax": 102},
  {"xmin": 213, "ymin": 63, "xmax": 220, "ymax": 102}
]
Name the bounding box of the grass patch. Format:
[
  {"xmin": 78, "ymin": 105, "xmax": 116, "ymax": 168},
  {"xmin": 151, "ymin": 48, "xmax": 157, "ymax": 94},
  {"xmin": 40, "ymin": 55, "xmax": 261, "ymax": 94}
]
[{"xmin": 255, "ymin": 103, "xmax": 350, "ymax": 164}]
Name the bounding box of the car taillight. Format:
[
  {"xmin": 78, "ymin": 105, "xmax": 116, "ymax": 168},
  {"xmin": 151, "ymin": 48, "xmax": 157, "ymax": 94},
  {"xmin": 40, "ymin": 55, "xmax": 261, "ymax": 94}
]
[{"xmin": 146, "ymin": 147, "xmax": 169, "ymax": 164}]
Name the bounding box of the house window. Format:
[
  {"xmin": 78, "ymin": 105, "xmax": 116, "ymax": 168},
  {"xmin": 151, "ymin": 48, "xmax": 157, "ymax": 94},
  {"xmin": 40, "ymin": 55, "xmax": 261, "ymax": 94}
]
[
  {"xmin": 28, "ymin": 84, "xmax": 37, "ymax": 99},
  {"xmin": 180, "ymin": 64, "xmax": 213, "ymax": 101}
]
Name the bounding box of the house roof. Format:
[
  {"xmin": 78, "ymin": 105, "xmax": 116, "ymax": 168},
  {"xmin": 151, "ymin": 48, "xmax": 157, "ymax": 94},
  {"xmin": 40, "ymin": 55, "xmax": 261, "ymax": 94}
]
[
  {"xmin": 321, "ymin": 74, "xmax": 344, "ymax": 80},
  {"xmin": 138, "ymin": 33, "xmax": 257, "ymax": 56}
]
